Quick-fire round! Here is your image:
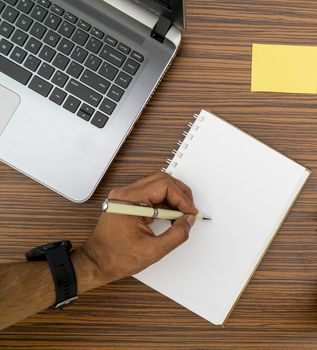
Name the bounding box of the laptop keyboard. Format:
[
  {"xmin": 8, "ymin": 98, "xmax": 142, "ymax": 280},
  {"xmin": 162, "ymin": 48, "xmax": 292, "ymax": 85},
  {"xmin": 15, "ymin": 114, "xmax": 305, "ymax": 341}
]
[{"xmin": 0, "ymin": 0, "xmax": 144, "ymax": 129}]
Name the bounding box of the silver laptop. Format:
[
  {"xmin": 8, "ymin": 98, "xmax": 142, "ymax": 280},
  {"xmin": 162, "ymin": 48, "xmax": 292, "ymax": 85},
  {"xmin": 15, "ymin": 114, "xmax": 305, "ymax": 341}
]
[{"xmin": 0, "ymin": 0, "xmax": 185, "ymax": 202}]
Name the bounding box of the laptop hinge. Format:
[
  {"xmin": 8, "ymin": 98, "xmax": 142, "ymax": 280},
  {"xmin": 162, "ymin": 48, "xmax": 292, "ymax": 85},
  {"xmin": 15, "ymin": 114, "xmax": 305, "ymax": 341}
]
[{"xmin": 151, "ymin": 14, "xmax": 173, "ymax": 43}]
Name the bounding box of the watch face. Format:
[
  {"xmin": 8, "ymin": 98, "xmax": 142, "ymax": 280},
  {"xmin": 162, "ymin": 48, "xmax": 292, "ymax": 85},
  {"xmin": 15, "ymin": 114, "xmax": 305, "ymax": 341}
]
[{"xmin": 26, "ymin": 241, "xmax": 72, "ymax": 261}]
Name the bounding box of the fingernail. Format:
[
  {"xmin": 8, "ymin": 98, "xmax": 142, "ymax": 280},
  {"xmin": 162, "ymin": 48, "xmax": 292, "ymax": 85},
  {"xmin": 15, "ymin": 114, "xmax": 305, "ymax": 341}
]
[{"xmin": 186, "ymin": 214, "xmax": 196, "ymax": 227}]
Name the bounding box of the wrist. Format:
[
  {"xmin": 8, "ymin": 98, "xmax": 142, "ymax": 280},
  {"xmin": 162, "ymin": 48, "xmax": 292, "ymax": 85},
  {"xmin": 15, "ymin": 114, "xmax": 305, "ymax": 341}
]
[{"xmin": 70, "ymin": 247, "xmax": 111, "ymax": 294}]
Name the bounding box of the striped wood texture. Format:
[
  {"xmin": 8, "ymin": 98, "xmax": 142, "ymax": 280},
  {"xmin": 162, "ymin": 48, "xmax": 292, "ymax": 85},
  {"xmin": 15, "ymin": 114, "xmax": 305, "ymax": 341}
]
[{"xmin": 1, "ymin": 0, "xmax": 317, "ymax": 349}]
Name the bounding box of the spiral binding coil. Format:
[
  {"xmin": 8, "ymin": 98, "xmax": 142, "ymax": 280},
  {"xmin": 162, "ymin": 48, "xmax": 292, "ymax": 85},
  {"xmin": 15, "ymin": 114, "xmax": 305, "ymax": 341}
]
[{"xmin": 161, "ymin": 112, "xmax": 205, "ymax": 175}]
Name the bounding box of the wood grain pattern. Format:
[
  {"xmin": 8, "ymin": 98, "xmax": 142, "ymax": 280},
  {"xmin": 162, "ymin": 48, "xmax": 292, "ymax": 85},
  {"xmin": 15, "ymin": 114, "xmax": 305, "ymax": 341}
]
[{"xmin": 1, "ymin": 0, "xmax": 317, "ymax": 348}]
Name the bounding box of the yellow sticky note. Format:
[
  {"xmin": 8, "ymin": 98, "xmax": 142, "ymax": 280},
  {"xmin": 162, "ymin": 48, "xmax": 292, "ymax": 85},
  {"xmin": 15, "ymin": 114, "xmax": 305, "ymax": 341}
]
[{"xmin": 251, "ymin": 43, "xmax": 317, "ymax": 94}]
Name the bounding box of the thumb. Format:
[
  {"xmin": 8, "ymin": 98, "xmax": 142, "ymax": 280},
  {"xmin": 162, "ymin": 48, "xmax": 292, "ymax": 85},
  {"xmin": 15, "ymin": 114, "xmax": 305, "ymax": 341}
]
[{"xmin": 154, "ymin": 214, "xmax": 196, "ymax": 259}]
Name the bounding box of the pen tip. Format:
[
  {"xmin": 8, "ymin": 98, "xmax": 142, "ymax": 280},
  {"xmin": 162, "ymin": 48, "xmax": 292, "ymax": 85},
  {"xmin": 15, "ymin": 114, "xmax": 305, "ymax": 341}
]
[{"xmin": 203, "ymin": 217, "xmax": 212, "ymax": 221}]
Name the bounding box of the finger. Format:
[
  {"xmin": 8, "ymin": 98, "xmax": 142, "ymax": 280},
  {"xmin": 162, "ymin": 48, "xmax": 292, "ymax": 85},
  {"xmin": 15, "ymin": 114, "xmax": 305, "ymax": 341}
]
[
  {"xmin": 172, "ymin": 178, "xmax": 194, "ymax": 201},
  {"xmin": 164, "ymin": 179, "xmax": 198, "ymax": 214},
  {"xmin": 153, "ymin": 214, "xmax": 196, "ymax": 259},
  {"xmin": 144, "ymin": 177, "xmax": 198, "ymax": 214},
  {"xmin": 108, "ymin": 172, "xmax": 168, "ymax": 203},
  {"xmin": 108, "ymin": 173, "xmax": 197, "ymax": 215},
  {"xmin": 131, "ymin": 172, "xmax": 190, "ymax": 194}
]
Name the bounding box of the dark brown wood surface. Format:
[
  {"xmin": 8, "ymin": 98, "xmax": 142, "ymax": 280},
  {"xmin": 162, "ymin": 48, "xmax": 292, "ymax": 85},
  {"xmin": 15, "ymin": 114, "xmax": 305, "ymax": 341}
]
[{"xmin": 1, "ymin": 0, "xmax": 317, "ymax": 348}]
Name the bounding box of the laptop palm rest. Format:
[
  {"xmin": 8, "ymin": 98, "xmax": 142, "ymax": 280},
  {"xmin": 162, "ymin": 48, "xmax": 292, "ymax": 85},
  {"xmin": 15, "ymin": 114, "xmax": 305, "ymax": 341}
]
[{"xmin": 0, "ymin": 85, "xmax": 20, "ymax": 135}]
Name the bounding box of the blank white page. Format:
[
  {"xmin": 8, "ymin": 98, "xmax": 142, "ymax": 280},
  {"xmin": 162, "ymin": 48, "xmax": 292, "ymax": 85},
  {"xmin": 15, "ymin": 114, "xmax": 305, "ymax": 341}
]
[{"xmin": 135, "ymin": 110, "xmax": 310, "ymax": 325}]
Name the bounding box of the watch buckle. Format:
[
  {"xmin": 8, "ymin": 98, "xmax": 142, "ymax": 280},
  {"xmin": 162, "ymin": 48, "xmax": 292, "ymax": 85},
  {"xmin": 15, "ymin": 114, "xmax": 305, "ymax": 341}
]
[{"xmin": 54, "ymin": 296, "xmax": 78, "ymax": 310}]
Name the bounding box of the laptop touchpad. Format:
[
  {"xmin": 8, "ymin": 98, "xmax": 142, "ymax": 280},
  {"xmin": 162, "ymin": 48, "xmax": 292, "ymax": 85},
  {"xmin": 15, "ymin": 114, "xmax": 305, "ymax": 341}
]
[{"xmin": 0, "ymin": 85, "xmax": 20, "ymax": 135}]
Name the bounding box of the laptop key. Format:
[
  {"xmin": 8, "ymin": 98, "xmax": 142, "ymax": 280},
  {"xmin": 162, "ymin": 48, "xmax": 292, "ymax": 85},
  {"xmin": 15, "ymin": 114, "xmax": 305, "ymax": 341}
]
[
  {"xmin": 58, "ymin": 21, "xmax": 75, "ymax": 38},
  {"xmin": 51, "ymin": 70, "xmax": 68, "ymax": 87},
  {"xmin": 38, "ymin": 62, "xmax": 54, "ymax": 79},
  {"xmin": 25, "ymin": 37, "xmax": 42, "ymax": 54},
  {"xmin": 77, "ymin": 109, "xmax": 91, "ymax": 121},
  {"xmin": 91, "ymin": 27, "xmax": 104, "ymax": 39},
  {"xmin": 86, "ymin": 37, "xmax": 102, "ymax": 54},
  {"xmin": 44, "ymin": 13, "xmax": 61, "ymax": 30},
  {"xmin": 29, "ymin": 21, "xmax": 46, "ymax": 39},
  {"xmin": 4, "ymin": 0, "xmax": 17, "ymax": 4},
  {"xmin": 71, "ymin": 45, "xmax": 87, "ymax": 63},
  {"xmin": 80, "ymin": 69, "xmax": 110, "ymax": 94},
  {"xmin": 107, "ymin": 84, "xmax": 124, "ymax": 102},
  {"xmin": 11, "ymin": 28, "xmax": 29, "ymax": 46},
  {"xmin": 10, "ymin": 46, "xmax": 27, "ymax": 63},
  {"xmin": 115, "ymin": 71, "xmax": 132, "ymax": 89},
  {"xmin": 39, "ymin": 44, "xmax": 56, "ymax": 62},
  {"xmin": 99, "ymin": 97, "xmax": 116, "ymax": 115},
  {"xmin": 117, "ymin": 43, "xmax": 131, "ymax": 55},
  {"xmin": 2, "ymin": 6, "xmax": 19, "ymax": 23},
  {"xmin": 131, "ymin": 50, "xmax": 144, "ymax": 63},
  {"xmin": 66, "ymin": 60, "xmax": 83, "ymax": 78},
  {"xmin": 24, "ymin": 54, "xmax": 41, "ymax": 71},
  {"xmin": 0, "ymin": 38, "xmax": 13, "ymax": 55},
  {"xmin": 98, "ymin": 61, "xmax": 118, "ymax": 80},
  {"xmin": 72, "ymin": 28, "xmax": 89, "ymax": 46},
  {"xmin": 104, "ymin": 35, "xmax": 117, "ymax": 47},
  {"xmin": 0, "ymin": 21, "xmax": 14, "ymax": 38},
  {"xmin": 38, "ymin": 0, "xmax": 51, "ymax": 9},
  {"xmin": 91, "ymin": 111, "xmax": 108, "ymax": 129},
  {"xmin": 78, "ymin": 19, "xmax": 90, "ymax": 31},
  {"xmin": 52, "ymin": 52, "xmax": 69, "ymax": 70},
  {"xmin": 64, "ymin": 11, "xmax": 77, "ymax": 24},
  {"xmin": 122, "ymin": 58, "xmax": 139, "ymax": 76},
  {"xmin": 49, "ymin": 87, "xmax": 67, "ymax": 105},
  {"xmin": 51, "ymin": 4, "xmax": 64, "ymax": 16},
  {"xmin": 80, "ymin": 103, "xmax": 94, "ymax": 116},
  {"xmin": 43, "ymin": 29, "xmax": 61, "ymax": 47},
  {"xmin": 100, "ymin": 44, "xmax": 126, "ymax": 67},
  {"xmin": 57, "ymin": 37, "xmax": 74, "ymax": 55},
  {"xmin": 0, "ymin": 54, "xmax": 32, "ymax": 85},
  {"xmin": 63, "ymin": 95, "xmax": 80, "ymax": 113},
  {"xmin": 16, "ymin": 14, "xmax": 33, "ymax": 31},
  {"xmin": 85, "ymin": 54, "xmax": 101, "ymax": 71},
  {"xmin": 17, "ymin": 0, "xmax": 34, "ymax": 14},
  {"xmin": 30, "ymin": 5, "xmax": 48, "ymax": 22},
  {"xmin": 0, "ymin": 1, "xmax": 5, "ymax": 13},
  {"xmin": 65, "ymin": 79, "xmax": 102, "ymax": 107},
  {"xmin": 29, "ymin": 75, "xmax": 53, "ymax": 97}
]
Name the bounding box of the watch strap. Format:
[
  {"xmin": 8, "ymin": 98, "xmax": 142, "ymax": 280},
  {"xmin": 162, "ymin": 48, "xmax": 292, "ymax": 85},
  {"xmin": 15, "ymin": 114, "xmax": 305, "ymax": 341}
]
[{"xmin": 45, "ymin": 246, "xmax": 78, "ymax": 309}]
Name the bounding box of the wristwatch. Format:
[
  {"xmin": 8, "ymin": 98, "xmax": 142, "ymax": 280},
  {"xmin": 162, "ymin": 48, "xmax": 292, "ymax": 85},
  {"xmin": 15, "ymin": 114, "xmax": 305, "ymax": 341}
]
[{"xmin": 26, "ymin": 241, "xmax": 78, "ymax": 309}]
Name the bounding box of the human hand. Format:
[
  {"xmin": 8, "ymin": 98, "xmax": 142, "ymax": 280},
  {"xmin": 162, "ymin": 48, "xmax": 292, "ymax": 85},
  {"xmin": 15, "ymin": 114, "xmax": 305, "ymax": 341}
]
[{"xmin": 72, "ymin": 172, "xmax": 198, "ymax": 293}]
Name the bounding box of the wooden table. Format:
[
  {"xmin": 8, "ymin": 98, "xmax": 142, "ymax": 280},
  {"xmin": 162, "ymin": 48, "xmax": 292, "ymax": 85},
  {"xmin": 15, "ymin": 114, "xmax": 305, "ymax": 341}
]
[{"xmin": 1, "ymin": 0, "xmax": 317, "ymax": 348}]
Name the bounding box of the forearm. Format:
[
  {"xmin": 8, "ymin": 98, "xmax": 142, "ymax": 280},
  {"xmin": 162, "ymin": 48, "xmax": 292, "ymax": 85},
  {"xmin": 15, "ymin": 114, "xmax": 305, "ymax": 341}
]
[
  {"xmin": 0, "ymin": 260, "xmax": 55, "ymax": 331},
  {"xmin": 0, "ymin": 173, "xmax": 196, "ymax": 331},
  {"xmin": 0, "ymin": 249, "xmax": 103, "ymax": 331}
]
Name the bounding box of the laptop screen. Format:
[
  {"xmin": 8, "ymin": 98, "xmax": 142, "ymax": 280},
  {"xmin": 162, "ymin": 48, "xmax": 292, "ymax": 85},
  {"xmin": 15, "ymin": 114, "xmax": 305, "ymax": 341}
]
[{"xmin": 136, "ymin": 0, "xmax": 186, "ymax": 28}]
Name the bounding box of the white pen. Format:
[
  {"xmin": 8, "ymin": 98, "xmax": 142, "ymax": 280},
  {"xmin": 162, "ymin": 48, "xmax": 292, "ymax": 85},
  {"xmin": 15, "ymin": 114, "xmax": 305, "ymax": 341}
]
[{"xmin": 102, "ymin": 199, "xmax": 211, "ymax": 221}]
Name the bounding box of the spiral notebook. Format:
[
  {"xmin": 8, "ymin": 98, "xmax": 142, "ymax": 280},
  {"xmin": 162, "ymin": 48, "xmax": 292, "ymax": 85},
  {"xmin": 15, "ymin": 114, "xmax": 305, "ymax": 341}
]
[{"xmin": 135, "ymin": 110, "xmax": 310, "ymax": 325}]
